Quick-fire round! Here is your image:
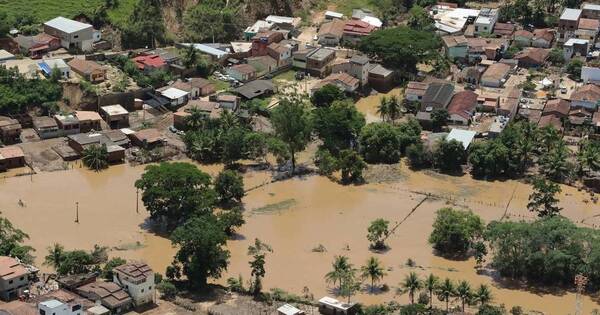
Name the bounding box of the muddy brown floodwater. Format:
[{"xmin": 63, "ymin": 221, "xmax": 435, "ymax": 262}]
[
  {"xmin": 0, "ymin": 161, "xmax": 598, "ymax": 314},
  {"xmin": 355, "ymin": 88, "xmax": 403, "ymax": 123}
]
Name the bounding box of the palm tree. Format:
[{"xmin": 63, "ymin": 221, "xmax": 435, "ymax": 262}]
[
  {"xmin": 424, "ymin": 273, "xmax": 439, "ymax": 309},
  {"xmin": 82, "ymin": 144, "xmax": 109, "ymax": 171},
  {"xmin": 360, "ymin": 257, "xmax": 386, "ymax": 292},
  {"xmin": 387, "ymin": 95, "xmax": 402, "ymax": 122},
  {"xmin": 398, "ymin": 272, "xmax": 422, "ymax": 304},
  {"xmin": 377, "ymin": 96, "xmax": 389, "ymax": 122},
  {"xmin": 474, "ymin": 284, "xmax": 492, "ymax": 306},
  {"xmin": 456, "ymin": 280, "xmax": 472, "ymax": 312},
  {"xmin": 436, "ymin": 278, "xmax": 455, "ymax": 312},
  {"xmin": 44, "ymin": 243, "xmax": 65, "ymax": 271},
  {"xmin": 577, "ymin": 140, "xmax": 600, "ymax": 175},
  {"xmin": 539, "ymin": 140, "xmax": 571, "ymax": 181},
  {"xmin": 219, "ymin": 110, "xmax": 239, "ymax": 131},
  {"xmin": 325, "ymin": 255, "xmax": 351, "ymax": 291},
  {"xmin": 186, "ymin": 107, "xmax": 207, "ymax": 130}
]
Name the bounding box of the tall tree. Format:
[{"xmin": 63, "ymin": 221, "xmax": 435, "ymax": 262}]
[
  {"xmin": 377, "ymin": 96, "xmax": 390, "ymax": 122},
  {"xmin": 361, "ymin": 257, "xmax": 386, "ymax": 292},
  {"xmin": 325, "ymin": 255, "xmax": 351, "ymax": 290},
  {"xmin": 311, "ymin": 84, "xmax": 346, "ymax": 107},
  {"xmin": 399, "ymin": 272, "xmax": 423, "ymax": 304},
  {"xmin": 359, "ymin": 123, "xmax": 402, "ymax": 164},
  {"xmin": 0, "ymin": 214, "xmax": 34, "ymax": 263},
  {"xmin": 434, "ymin": 139, "xmax": 467, "ymax": 173},
  {"xmin": 184, "ymin": 0, "xmax": 241, "ymax": 43},
  {"xmin": 436, "ymin": 278, "xmax": 455, "ymax": 312},
  {"xmin": 527, "ymin": 177, "xmax": 562, "ymax": 217},
  {"xmin": 247, "ymin": 239, "xmax": 272, "ymax": 296},
  {"xmin": 431, "ymin": 108, "xmax": 449, "ymax": 131},
  {"xmin": 338, "ymin": 149, "xmax": 367, "ymax": 184},
  {"xmin": 312, "ymin": 100, "xmax": 365, "ymax": 154},
  {"xmin": 539, "ymin": 140, "xmax": 571, "ymax": 182},
  {"xmin": 339, "ymin": 267, "xmax": 361, "ymax": 304},
  {"xmin": 270, "ymin": 92, "xmax": 312, "ymax": 174},
  {"xmin": 474, "ymin": 284, "xmax": 492, "ymax": 306},
  {"xmin": 407, "ymin": 5, "xmax": 434, "ymax": 31},
  {"xmin": 214, "ymin": 170, "xmax": 244, "ymax": 205},
  {"xmin": 44, "ymin": 243, "xmax": 65, "ymax": 270},
  {"xmin": 456, "ymin": 280, "xmax": 473, "ymax": 312},
  {"xmin": 170, "ymin": 215, "xmax": 230, "ymax": 288},
  {"xmin": 424, "ymin": 274, "xmax": 439, "ymax": 309},
  {"xmin": 82, "ymin": 144, "xmax": 109, "ymax": 171},
  {"xmin": 135, "ymin": 162, "xmax": 217, "ymax": 230},
  {"xmin": 367, "ymin": 218, "xmax": 390, "ymax": 250}
]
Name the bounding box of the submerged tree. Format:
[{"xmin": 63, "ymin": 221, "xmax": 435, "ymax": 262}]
[
  {"xmin": 367, "ymin": 218, "xmax": 390, "ymax": 250},
  {"xmin": 436, "ymin": 278, "xmax": 456, "ymax": 312},
  {"xmin": 325, "ymin": 255, "xmax": 352, "ymax": 291},
  {"xmin": 361, "ymin": 257, "xmax": 386, "ymax": 292},
  {"xmin": 398, "ymin": 272, "xmax": 422, "ymax": 304},
  {"xmin": 247, "ymin": 238, "xmax": 273, "ymax": 297},
  {"xmin": 82, "ymin": 144, "xmax": 109, "ymax": 171},
  {"xmin": 527, "ymin": 177, "xmax": 562, "ymax": 217}
]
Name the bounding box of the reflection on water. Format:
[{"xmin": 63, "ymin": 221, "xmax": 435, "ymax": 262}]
[{"xmin": 0, "ymin": 161, "xmax": 597, "ymax": 314}]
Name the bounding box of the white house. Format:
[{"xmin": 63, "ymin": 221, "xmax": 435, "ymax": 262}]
[
  {"xmin": 38, "ymin": 59, "xmax": 70, "ymax": 78},
  {"xmin": 474, "ymin": 8, "xmax": 498, "ymax": 35},
  {"xmin": 113, "ymin": 262, "xmax": 155, "ymax": 307},
  {"xmin": 160, "ymin": 87, "xmax": 190, "ymax": 107},
  {"xmin": 582, "ymin": 66, "xmax": 600, "ymax": 84},
  {"xmin": 38, "ymin": 299, "xmax": 83, "ymax": 315},
  {"xmin": 563, "ymin": 38, "xmax": 589, "ymax": 60},
  {"xmin": 43, "ymin": 17, "xmax": 95, "ymax": 52}
]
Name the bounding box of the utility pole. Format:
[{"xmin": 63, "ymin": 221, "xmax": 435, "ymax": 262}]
[
  {"xmin": 136, "ymin": 188, "xmax": 139, "ymax": 214},
  {"xmin": 75, "ymin": 202, "xmax": 79, "ymax": 223},
  {"xmin": 575, "ymin": 274, "xmax": 588, "ymax": 315}
]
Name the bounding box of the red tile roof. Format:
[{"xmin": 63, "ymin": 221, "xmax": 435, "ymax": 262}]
[
  {"xmin": 533, "ymin": 28, "xmax": 554, "ymax": 42},
  {"xmin": 132, "ymin": 55, "xmax": 166, "ymax": 70},
  {"xmin": 543, "ymin": 99, "xmax": 571, "ymax": 116},
  {"xmin": 579, "ymin": 18, "xmax": 600, "ymax": 30},
  {"xmin": 447, "ymin": 91, "xmax": 478, "ymax": 120},
  {"xmin": 343, "ymin": 20, "xmax": 375, "ymax": 36}
]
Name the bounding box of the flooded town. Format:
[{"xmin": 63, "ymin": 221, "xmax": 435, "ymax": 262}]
[{"xmin": 0, "ymin": 0, "xmax": 600, "ymax": 315}]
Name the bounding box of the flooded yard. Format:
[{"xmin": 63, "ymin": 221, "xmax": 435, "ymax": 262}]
[
  {"xmin": 355, "ymin": 89, "xmax": 403, "ymax": 123},
  {"xmin": 0, "ymin": 161, "xmax": 598, "ymax": 314}
]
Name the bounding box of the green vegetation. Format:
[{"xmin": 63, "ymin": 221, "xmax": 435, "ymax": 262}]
[
  {"xmin": 433, "ymin": 139, "xmax": 466, "ymax": 173},
  {"xmin": 248, "ymin": 239, "xmax": 272, "ymax": 296},
  {"xmin": 120, "ymin": 0, "xmax": 165, "ymax": 49},
  {"xmin": 359, "ymin": 123, "xmax": 403, "ymax": 164},
  {"xmin": 0, "ymin": 66, "xmax": 62, "ymax": 115},
  {"xmin": 428, "ymin": 208, "xmax": 485, "ymax": 257},
  {"xmin": 367, "ymin": 218, "xmax": 390, "ymax": 250},
  {"xmin": 0, "ymin": 213, "xmax": 35, "ymax": 264},
  {"xmin": 183, "ymin": 0, "xmax": 242, "ymax": 43},
  {"xmin": 82, "ymin": 144, "xmax": 109, "ymax": 171},
  {"xmin": 360, "ymin": 257, "xmax": 386, "ymax": 292},
  {"xmin": 44, "ymin": 244, "xmax": 109, "ymax": 275},
  {"xmin": 313, "ymin": 100, "xmax": 365, "ymax": 154},
  {"xmin": 311, "ymin": 84, "xmax": 346, "ymax": 108},
  {"xmin": 398, "ymin": 272, "xmax": 423, "ymax": 304},
  {"xmin": 111, "ymin": 55, "xmax": 173, "ymax": 88},
  {"xmin": 377, "ymin": 95, "xmax": 402, "ymax": 123},
  {"xmin": 102, "ymin": 257, "xmax": 126, "ymax": 280},
  {"xmin": 527, "ymin": 177, "xmax": 562, "ymax": 217},
  {"xmin": 214, "ymin": 170, "xmax": 245, "ymax": 205}
]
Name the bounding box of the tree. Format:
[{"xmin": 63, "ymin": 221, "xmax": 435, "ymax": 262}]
[
  {"xmin": 399, "ymin": 272, "xmax": 422, "ymax": 304},
  {"xmin": 477, "ymin": 304, "xmax": 506, "ymax": 315},
  {"xmin": 338, "ymin": 149, "xmax": 367, "ymax": 184},
  {"xmin": 473, "ymin": 284, "xmax": 492, "ymax": 306},
  {"xmin": 82, "ymin": 144, "xmax": 109, "ymax": 171},
  {"xmin": 214, "ymin": 170, "xmax": 244, "ymax": 205},
  {"xmin": 527, "ymin": 177, "xmax": 562, "ymax": 217},
  {"xmin": 312, "ymin": 100, "xmax": 365, "ymax": 153},
  {"xmin": 221, "ymin": 127, "xmax": 247, "ymax": 166},
  {"xmin": 468, "ymin": 140, "xmax": 511, "ymax": 178},
  {"xmin": 184, "ymin": 0, "xmax": 241, "ymax": 43},
  {"xmin": 428, "ymin": 208, "xmax": 485, "ymax": 256},
  {"xmin": 548, "ymin": 48, "xmax": 565, "ymax": 66},
  {"xmin": 325, "ymin": 255, "xmax": 351, "ymax": 290},
  {"xmin": 181, "ymin": 45, "xmax": 198, "ymax": 70},
  {"xmin": 424, "ymin": 274, "xmax": 439, "ymax": 309},
  {"xmin": 377, "ymin": 96, "xmax": 390, "ymax": 122},
  {"xmin": 359, "ymin": 123, "xmax": 402, "ymax": 164},
  {"xmin": 407, "ymin": 5, "xmax": 434, "ymax": 30},
  {"xmin": 247, "ymin": 238, "xmax": 272, "ymax": 296},
  {"xmin": 0, "ymin": 12, "xmax": 10, "ymax": 38},
  {"xmin": 436, "ymin": 278, "xmax": 455, "ymax": 312},
  {"xmin": 539, "ymin": 140, "xmax": 571, "ymax": 182},
  {"xmin": 0, "ymin": 66, "xmax": 62, "ymax": 115},
  {"xmin": 135, "ymin": 162, "xmax": 216, "ymax": 230},
  {"xmin": 311, "ymin": 84, "xmax": 346, "ymax": 107},
  {"xmin": 431, "ymin": 108, "xmax": 449, "ymax": 131},
  {"xmin": 315, "ymin": 148, "xmax": 339, "ymax": 176},
  {"xmin": 456, "ymin": 280, "xmax": 473, "ymax": 312},
  {"xmin": 361, "ymin": 257, "xmax": 386, "ymax": 292},
  {"xmin": 44, "ymin": 243, "xmax": 65, "ymax": 270},
  {"xmin": 244, "ymin": 132, "xmax": 269, "ymax": 162},
  {"xmin": 0, "ymin": 214, "xmax": 35, "ymax": 264},
  {"xmin": 433, "ymin": 139, "xmax": 466, "ymax": 173},
  {"xmin": 57, "ymin": 250, "xmax": 96, "ymax": 275},
  {"xmin": 406, "ymin": 142, "xmax": 431, "ymax": 169},
  {"xmin": 120, "ymin": 0, "xmax": 165, "ymax": 49},
  {"xmin": 577, "ymin": 140, "xmax": 600, "ymax": 175},
  {"xmin": 367, "ymin": 218, "xmax": 390, "ymax": 250},
  {"xmin": 566, "ymin": 59, "xmax": 584, "ymax": 80},
  {"xmin": 102, "ymin": 257, "xmax": 126, "ymax": 280},
  {"xmin": 170, "ymin": 215, "xmax": 230, "ymax": 288},
  {"xmin": 217, "ymin": 207, "xmax": 245, "ymax": 236},
  {"xmin": 387, "ymin": 95, "xmax": 402, "ymax": 122},
  {"xmin": 270, "ymin": 92, "xmax": 312, "ymax": 174},
  {"xmin": 157, "ymin": 280, "xmax": 177, "ymax": 300},
  {"xmin": 339, "ymin": 267, "xmax": 361, "ymax": 304},
  {"xmin": 359, "ymin": 27, "xmax": 441, "ymax": 74}
]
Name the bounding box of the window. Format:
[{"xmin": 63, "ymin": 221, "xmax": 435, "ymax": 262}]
[
  {"xmin": 141, "ymin": 289, "xmax": 144, "ymax": 293},
  {"xmin": 19, "ymin": 277, "xmax": 24, "ymax": 281},
  {"xmin": 8, "ymin": 280, "xmax": 13, "ymax": 284},
  {"xmin": 39, "ymin": 310, "xmax": 46, "ymax": 315},
  {"xmin": 72, "ymin": 305, "xmax": 82, "ymax": 311},
  {"xmin": 74, "ymin": 35, "xmax": 79, "ymax": 39},
  {"xmin": 149, "ymin": 286, "xmax": 152, "ymax": 290}
]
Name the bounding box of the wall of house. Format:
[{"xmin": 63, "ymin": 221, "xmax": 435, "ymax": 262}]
[{"xmin": 0, "ymin": 275, "xmax": 29, "ymax": 301}]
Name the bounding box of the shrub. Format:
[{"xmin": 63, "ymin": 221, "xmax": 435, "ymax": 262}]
[{"xmin": 428, "ymin": 208, "xmax": 484, "ymax": 257}]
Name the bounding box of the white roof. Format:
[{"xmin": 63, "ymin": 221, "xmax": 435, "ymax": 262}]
[
  {"xmin": 325, "ymin": 11, "xmax": 344, "ymax": 18},
  {"xmin": 40, "ymin": 58, "xmax": 69, "ymax": 69},
  {"xmin": 0, "ymin": 49, "xmax": 15, "ymax": 60},
  {"xmin": 277, "ymin": 304, "xmax": 304, "ymax": 315},
  {"xmin": 88, "ymin": 305, "xmax": 110, "ymax": 315},
  {"xmin": 44, "ymin": 16, "xmax": 92, "ymax": 33},
  {"xmin": 120, "ymin": 128, "xmax": 136, "ymax": 135},
  {"xmin": 101, "ymin": 104, "xmax": 128, "ymax": 116},
  {"xmin": 266, "ymin": 15, "xmax": 298, "ymax": 25},
  {"xmin": 181, "ymin": 43, "xmax": 229, "ymax": 58},
  {"xmin": 161, "ymin": 87, "xmax": 189, "ymax": 100},
  {"xmin": 244, "ymin": 20, "xmax": 274, "ymax": 33},
  {"xmin": 361, "ymin": 16, "xmax": 383, "ymax": 28},
  {"xmin": 318, "ymin": 296, "xmax": 355, "ymax": 310},
  {"xmin": 583, "ymin": 3, "xmax": 600, "ymax": 11},
  {"xmin": 39, "ymin": 299, "xmax": 63, "ymax": 308},
  {"xmin": 565, "ymin": 38, "xmax": 589, "ymax": 46},
  {"xmin": 433, "ymin": 8, "xmax": 480, "ymax": 34},
  {"xmin": 475, "ymin": 16, "xmax": 492, "ymax": 25},
  {"xmin": 230, "ymin": 42, "xmax": 253, "ymax": 53},
  {"xmin": 540, "ymin": 77, "xmax": 553, "ymax": 87},
  {"xmin": 446, "ymin": 129, "xmax": 477, "ymax": 149},
  {"xmin": 560, "ymin": 8, "xmax": 582, "ymax": 21}
]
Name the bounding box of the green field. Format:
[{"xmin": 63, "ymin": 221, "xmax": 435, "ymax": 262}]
[{"xmin": 0, "ymin": 0, "xmax": 136, "ymax": 27}]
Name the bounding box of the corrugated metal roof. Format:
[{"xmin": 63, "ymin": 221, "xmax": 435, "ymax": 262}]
[
  {"xmin": 446, "ymin": 129, "xmax": 476, "ymax": 149},
  {"xmin": 560, "ymin": 8, "xmax": 582, "ymax": 21},
  {"xmin": 44, "ymin": 16, "xmax": 92, "ymax": 33}
]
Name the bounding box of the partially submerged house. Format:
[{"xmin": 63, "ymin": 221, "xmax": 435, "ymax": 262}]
[
  {"xmin": 75, "ymin": 111, "xmax": 102, "ymax": 132},
  {"xmin": 33, "ymin": 116, "xmax": 60, "ymax": 139},
  {"xmin": 0, "ymin": 117, "xmax": 22, "ymax": 144},
  {"xmin": 0, "ymin": 147, "xmax": 26, "ymax": 171},
  {"xmin": 129, "ymin": 128, "xmax": 165, "ymax": 149},
  {"xmin": 67, "ymin": 133, "xmax": 125, "ymax": 162}
]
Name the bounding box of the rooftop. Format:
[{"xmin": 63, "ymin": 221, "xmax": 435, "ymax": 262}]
[
  {"xmin": 578, "ymin": 18, "xmax": 600, "ymax": 30},
  {"xmin": 181, "ymin": 43, "xmax": 229, "ymax": 58},
  {"xmin": 230, "ymin": 63, "xmax": 256, "ymax": 75},
  {"xmin": 44, "ymin": 16, "xmax": 92, "ymax": 33},
  {"xmin": 319, "ymin": 296, "xmax": 355, "ymax": 310},
  {"xmin": 560, "ymin": 8, "xmax": 582, "ymax": 21},
  {"xmin": 160, "ymin": 87, "xmax": 189, "ymax": 100},
  {"xmin": 318, "ymin": 19, "xmax": 346, "ymax": 37},
  {"xmin": 101, "ymin": 105, "xmax": 128, "ymax": 116},
  {"xmin": 307, "ymin": 48, "xmax": 335, "ymax": 61},
  {"xmin": 234, "ymin": 80, "xmax": 275, "ymax": 99},
  {"xmin": 481, "ymin": 62, "xmax": 511, "ymax": 82},
  {"xmin": 564, "ymin": 38, "xmax": 589, "ymax": 46},
  {"xmin": 0, "ymin": 256, "xmax": 29, "ymax": 280},
  {"xmin": 114, "ymin": 262, "xmax": 153, "ymax": 282},
  {"xmin": 77, "ymin": 281, "xmax": 132, "ymax": 309},
  {"xmin": 75, "ymin": 110, "xmax": 102, "ymax": 122},
  {"xmin": 583, "ymin": 2, "xmax": 600, "ymax": 11},
  {"xmin": 132, "ymin": 128, "xmax": 164, "ymax": 144},
  {"xmin": 67, "ymin": 58, "xmax": 104, "ymax": 75},
  {"xmin": 446, "ymin": 129, "xmax": 477, "ymax": 149},
  {"xmin": 0, "ymin": 146, "xmax": 24, "ymax": 160}
]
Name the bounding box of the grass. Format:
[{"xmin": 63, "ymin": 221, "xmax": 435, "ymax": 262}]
[
  {"xmin": 0, "ymin": 0, "xmax": 136, "ymax": 28},
  {"xmin": 273, "ymin": 70, "xmax": 296, "ymax": 83},
  {"xmin": 208, "ymin": 76, "xmax": 231, "ymax": 92},
  {"xmin": 330, "ymin": 0, "xmax": 379, "ymax": 17},
  {"xmin": 252, "ymin": 199, "xmax": 297, "ymax": 214}
]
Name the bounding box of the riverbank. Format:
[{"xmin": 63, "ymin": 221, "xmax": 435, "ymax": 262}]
[{"xmin": 0, "ymin": 161, "xmax": 598, "ymax": 314}]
